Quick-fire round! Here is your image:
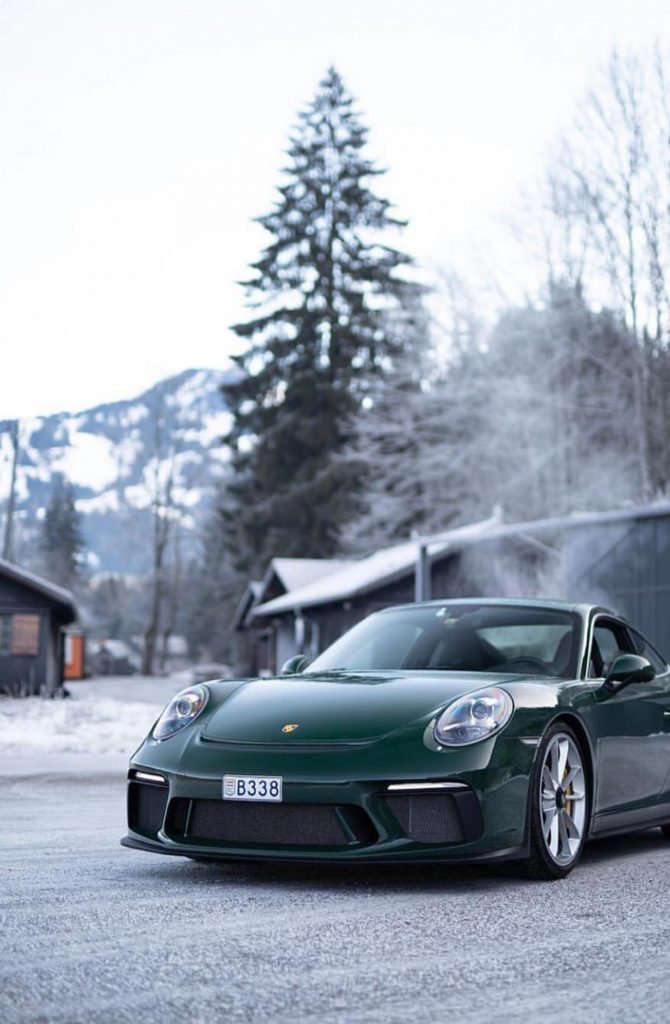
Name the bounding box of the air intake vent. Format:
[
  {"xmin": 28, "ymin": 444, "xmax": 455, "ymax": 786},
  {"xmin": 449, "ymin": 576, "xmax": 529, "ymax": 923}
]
[
  {"xmin": 177, "ymin": 800, "xmax": 374, "ymax": 848},
  {"xmin": 385, "ymin": 792, "xmax": 465, "ymax": 844},
  {"xmin": 128, "ymin": 780, "xmax": 169, "ymax": 835}
]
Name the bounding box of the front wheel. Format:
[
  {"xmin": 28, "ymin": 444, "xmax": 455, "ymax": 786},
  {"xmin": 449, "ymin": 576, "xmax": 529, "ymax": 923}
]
[{"xmin": 521, "ymin": 723, "xmax": 590, "ymax": 880}]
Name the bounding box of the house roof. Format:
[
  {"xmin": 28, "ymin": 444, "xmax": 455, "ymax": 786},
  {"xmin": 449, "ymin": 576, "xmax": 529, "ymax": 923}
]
[
  {"xmin": 269, "ymin": 558, "xmax": 353, "ymax": 593},
  {"xmin": 252, "ymin": 515, "xmax": 501, "ymax": 618},
  {"xmin": 89, "ymin": 638, "xmax": 136, "ymax": 661},
  {"xmin": 0, "ymin": 557, "xmax": 77, "ymax": 622},
  {"xmin": 230, "ymin": 580, "xmax": 264, "ymax": 631},
  {"xmin": 252, "ymin": 499, "xmax": 670, "ymax": 619},
  {"xmin": 232, "ymin": 559, "xmax": 354, "ymax": 631}
]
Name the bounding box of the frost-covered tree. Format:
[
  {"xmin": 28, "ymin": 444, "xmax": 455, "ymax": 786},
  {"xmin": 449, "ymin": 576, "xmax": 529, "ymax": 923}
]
[
  {"xmin": 222, "ymin": 66, "xmax": 424, "ymax": 572},
  {"xmin": 480, "ymin": 285, "xmax": 639, "ymax": 521},
  {"xmin": 342, "ymin": 283, "xmax": 640, "ymax": 546},
  {"xmin": 339, "ymin": 280, "xmax": 489, "ymax": 552},
  {"xmin": 40, "ymin": 475, "xmax": 84, "ymax": 589},
  {"xmin": 542, "ymin": 45, "xmax": 670, "ymax": 497}
]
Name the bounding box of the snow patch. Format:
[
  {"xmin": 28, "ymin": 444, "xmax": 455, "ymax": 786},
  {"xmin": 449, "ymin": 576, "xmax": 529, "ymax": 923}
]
[
  {"xmin": 52, "ymin": 431, "xmax": 119, "ymax": 490},
  {"xmin": 0, "ymin": 685, "xmax": 172, "ymax": 756},
  {"xmin": 76, "ymin": 490, "xmax": 121, "ymax": 515},
  {"xmin": 122, "ymin": 404, "xmax": 147, "ymax": 427}
]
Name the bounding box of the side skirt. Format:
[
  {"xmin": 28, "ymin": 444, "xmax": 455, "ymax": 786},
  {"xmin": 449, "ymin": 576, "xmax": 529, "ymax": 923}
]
[{"xmin": 589, "ymin": 804, "xmax": 670, "ymax": 840}]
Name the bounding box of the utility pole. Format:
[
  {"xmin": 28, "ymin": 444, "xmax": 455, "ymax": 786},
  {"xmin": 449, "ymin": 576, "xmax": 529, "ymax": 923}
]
[
  {"xmin": 2, "ymin": 421, "xmax": 19, "ymax": 562},
  {"xmin": 413, "ymin": 534, "xmax": 430, "ymax": 602}
]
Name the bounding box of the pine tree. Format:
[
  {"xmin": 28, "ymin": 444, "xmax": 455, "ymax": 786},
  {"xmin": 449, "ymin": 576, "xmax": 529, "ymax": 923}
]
[
  {"xmin": 222, "ymin": 66, "xmax": 424, "ymax": 573},
  {"xmin": 40, "ymin": 475, "xmax": 84, "ymax": 589}
]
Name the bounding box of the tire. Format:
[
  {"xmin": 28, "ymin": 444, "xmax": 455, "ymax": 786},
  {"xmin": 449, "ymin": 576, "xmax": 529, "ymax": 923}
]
[
  {"xmin": 520, "ymin": 721, "xmax": 590, "ymax": 880},
  {"xmin": 661, "ymin": 824, "xmax": 670, "ymax": 840}
]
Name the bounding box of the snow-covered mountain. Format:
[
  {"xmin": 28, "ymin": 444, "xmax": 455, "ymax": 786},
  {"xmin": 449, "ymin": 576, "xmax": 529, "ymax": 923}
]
[{"xmin": 0, "ymin": 368, "xmax": 235, "ymax": 574}]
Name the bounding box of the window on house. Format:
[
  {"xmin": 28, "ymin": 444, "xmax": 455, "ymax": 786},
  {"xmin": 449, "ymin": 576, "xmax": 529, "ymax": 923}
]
[
  {"xmin": 10, "ymin": 614, "xmax": 41, "ymax": 656},
  {"xmin": 0, "ymin": 616, "xmax": 11, "ymax": 656}
]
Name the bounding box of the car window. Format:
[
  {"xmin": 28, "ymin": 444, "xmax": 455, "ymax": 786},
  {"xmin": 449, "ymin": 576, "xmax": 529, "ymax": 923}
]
[
  {"xmin": 478, "ymin": 624, "xmax": 572, "ymax": 666},
  {"xmin": 332, "ymin": 622, "xmax": 423, "ymax": 670},
  {"xmin": 589, "ymin": 621, "xmax": 633, "ymax": 678},
  {"xmin": 307, "ymin": 604, "xmax": 581, "ymax": 677},
  {"xmin": 629, "ymin": 629, "xmax": 668, "ymax": 674}
]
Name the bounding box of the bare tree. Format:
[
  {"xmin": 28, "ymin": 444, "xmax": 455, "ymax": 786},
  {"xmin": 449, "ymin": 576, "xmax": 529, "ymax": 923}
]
[
  {"xmin": 158, "ymin": 530, "xmax": 183, "ymax": 674},
  {"xmin": 141, "ymin": 391, "xmax": 183, "ymax": 676},
  {"xmin": 540, "ymin": 46, "xmax": 670, "ymax": 498},
  {"xmin": 2, "ymin": 421, "xmax": 20, "ymax": 562}
]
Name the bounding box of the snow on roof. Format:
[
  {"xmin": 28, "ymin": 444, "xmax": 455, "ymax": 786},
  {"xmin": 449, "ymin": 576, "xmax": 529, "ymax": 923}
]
[
  {"xmin": 253, "ymin": 516, "xmax": 501, "ymax": 618},
  {"xmin": 447, "ymin": 499, "xmax": 670, "ymax": 549},
  {"xmin": 253, "ymin": 499, "xmax": 670, "ymax": 619},
  {"xmin": 0, "ymin": 557, "xmax": 77, "ymax": 620},
  {"xmin": 89, "ymin": 638, "xmax": 137, "ymax": 661},
  {"xmin": 232, "ymin": 560, "xmax": 353, "ymax": 631},
  {"xmin": 270, "ymin": 558, "xmax": 353, "ymax": 593},
  {"xmin": 230, "ymin": 579, "xmax": 264, "ymax": 631}
]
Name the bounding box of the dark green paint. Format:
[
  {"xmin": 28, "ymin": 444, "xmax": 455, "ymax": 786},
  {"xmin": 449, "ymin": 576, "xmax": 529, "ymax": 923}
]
[
  {"xmin": 124, "ymin": 600, "xmax": 670, "ymax": 864},
  {"xmin": 603, "ymin": 653, "xmax": 656, "ymax": 691}
]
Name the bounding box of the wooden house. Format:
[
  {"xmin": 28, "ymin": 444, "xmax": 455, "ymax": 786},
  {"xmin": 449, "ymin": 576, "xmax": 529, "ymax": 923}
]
[{"xmin": 0, "ymin": 558, "xmax": 77, "ymax": 696}]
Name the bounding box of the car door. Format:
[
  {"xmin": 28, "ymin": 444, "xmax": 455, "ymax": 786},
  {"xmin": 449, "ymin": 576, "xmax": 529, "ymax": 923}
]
[
  {"xmin": 628, "ymin": 626, "xmax": 670, "ymax": 812},
  {"xmin": 587, "ymin": 615, "xmax": 670, "ymax": 830}
]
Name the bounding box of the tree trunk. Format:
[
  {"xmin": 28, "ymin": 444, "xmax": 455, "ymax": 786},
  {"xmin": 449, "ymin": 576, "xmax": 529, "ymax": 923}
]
[
  {"xmin": 141, "ymin": 575, "xmax": 161, "ymax": 676},
  {"xmin": 2, "ymin": 422, "xmax": 19, "ymax": 561}
]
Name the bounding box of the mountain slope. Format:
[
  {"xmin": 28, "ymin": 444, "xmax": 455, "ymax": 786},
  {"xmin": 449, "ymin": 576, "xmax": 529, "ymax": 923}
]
[{"xmin": 0, "ymin": 368, "xmax": 234, "ymax": 574}]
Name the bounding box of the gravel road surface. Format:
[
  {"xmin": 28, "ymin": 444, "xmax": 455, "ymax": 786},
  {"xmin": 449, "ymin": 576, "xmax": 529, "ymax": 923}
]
[{"xmin": 2, "ymin": 769, "xmax": 670, "ymax": 1023}]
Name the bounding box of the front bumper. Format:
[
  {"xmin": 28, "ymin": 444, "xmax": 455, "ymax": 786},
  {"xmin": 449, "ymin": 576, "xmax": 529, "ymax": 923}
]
[
  {"xmin": 120, "ymin": 832, "xmax": 528, "ymax": 865},
  {"xmin": 121, "ymin": 732, "xmax": 538, "ymax": 864}
]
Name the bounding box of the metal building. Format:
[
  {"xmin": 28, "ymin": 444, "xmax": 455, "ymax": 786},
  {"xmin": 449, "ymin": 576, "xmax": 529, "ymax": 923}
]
[{"xmin": 241, "ymin": 503, "xmax": 670, "ymax": 675}]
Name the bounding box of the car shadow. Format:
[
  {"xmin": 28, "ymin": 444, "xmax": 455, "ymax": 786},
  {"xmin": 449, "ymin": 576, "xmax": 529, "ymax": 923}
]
[
  {"xmin": 125, "ymin": 851, "xmax": 542, "ymax": 892},
  {"xmin": 123, "ymin": 826, "xmax": 668, "ymax": 892},
  {"xmin": 580, "ymin": 826, "xmax": 667, "ymax": 865}
]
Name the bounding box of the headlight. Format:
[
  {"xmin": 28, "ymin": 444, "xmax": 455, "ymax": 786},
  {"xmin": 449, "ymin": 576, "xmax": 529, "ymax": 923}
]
[
  {"xmin": 152, "ymin": 685, "xmax": 209, "ymax": 741},
  {"xmin": 434, "ymin": 687, "xmax": 513, "ymax": 747}
]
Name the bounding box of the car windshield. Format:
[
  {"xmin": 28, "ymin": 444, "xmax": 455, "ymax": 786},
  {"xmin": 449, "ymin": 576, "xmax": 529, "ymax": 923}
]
[{"xmin": 307, "ymin": 604, "xmax": 580, "ymax": 678}]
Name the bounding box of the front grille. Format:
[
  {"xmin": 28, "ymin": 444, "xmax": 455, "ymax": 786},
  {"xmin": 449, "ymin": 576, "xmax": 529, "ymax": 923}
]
[
  {"xmin": 385, "ymin": 792, "xmax": 465, "ymax": 844},
  {"xmin": 128, "ymin": 779, "xmax": 169, "ymax": 835},
  {"xmin": 174, "ymin": 799, "xmax": 372, "ymax": 848}
]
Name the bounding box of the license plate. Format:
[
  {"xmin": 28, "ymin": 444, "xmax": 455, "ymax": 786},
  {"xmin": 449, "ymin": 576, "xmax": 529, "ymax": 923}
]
[{"xmin": 223, "ymin": 774, "xmax": 283, "ymax": 802}]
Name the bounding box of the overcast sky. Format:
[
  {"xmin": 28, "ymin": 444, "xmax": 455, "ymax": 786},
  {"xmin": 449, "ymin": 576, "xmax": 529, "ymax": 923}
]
[{"xmin": 2, "ymin": 0, "xmax": 670, "ymax": 419}]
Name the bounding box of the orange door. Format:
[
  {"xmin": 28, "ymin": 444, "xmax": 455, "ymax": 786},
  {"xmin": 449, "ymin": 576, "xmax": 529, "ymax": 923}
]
[{"xmin": 64, "ymin": 633, "xmax": 85, "ymax": 680}]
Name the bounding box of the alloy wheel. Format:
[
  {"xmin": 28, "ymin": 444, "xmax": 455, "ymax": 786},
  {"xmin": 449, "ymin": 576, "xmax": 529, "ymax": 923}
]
[{"xmin": 539, "ymin": 732, "xmax": 587, "ymax": 866}]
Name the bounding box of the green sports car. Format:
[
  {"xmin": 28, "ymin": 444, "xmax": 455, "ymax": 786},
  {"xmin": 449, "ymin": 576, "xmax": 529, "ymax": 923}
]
[{"xmin": 121, "ymin": 598, "xmax": 670, "ymax": 879}]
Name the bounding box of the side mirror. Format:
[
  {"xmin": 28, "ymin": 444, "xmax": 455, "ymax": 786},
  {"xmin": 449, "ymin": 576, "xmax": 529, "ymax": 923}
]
[
  {"xmin": 602, "ymin": 653, "xmax": 655, "ymax": 694},
  {"xmin": 280, "ymin": 655, "xmax": 310, "ymax": 676}
]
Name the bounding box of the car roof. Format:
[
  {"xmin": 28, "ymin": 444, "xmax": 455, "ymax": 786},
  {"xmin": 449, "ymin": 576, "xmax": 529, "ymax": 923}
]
[{"xmin": 379, "ymin": 597, "xmax": 612, "ymax": 618}]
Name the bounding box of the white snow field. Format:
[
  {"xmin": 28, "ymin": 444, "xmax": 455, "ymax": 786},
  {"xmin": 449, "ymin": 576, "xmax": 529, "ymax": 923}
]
[{"xmin": 0, "ymin": 676, "xmax": 181, "ymax": 775}]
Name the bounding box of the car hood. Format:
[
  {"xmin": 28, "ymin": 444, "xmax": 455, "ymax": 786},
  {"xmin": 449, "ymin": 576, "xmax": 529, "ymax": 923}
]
[{"xmin": 201, "ymin": 671, "xmax": 521, "ymax": 745}]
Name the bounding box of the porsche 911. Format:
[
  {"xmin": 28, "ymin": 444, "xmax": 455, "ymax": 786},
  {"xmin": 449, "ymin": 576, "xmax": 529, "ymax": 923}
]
[{"xmin": 121, "ymin": 599, "xmax": 670, "ymax": 879}]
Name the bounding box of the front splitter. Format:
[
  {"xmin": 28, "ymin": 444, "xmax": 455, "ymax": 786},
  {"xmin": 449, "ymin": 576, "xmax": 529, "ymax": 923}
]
[{"xmin": 120, "ymin": 832, "xmax": 528, "ymax": 866}]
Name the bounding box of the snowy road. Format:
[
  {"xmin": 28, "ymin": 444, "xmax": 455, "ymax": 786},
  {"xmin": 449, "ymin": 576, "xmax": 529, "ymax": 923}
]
[{"xmin": 2, "ymin": 771, "xmax": 670, "ymax": 1023}]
